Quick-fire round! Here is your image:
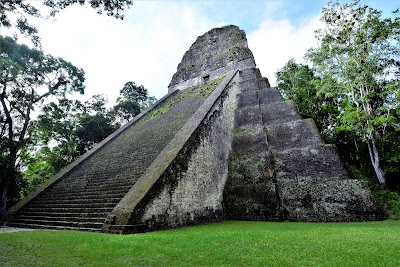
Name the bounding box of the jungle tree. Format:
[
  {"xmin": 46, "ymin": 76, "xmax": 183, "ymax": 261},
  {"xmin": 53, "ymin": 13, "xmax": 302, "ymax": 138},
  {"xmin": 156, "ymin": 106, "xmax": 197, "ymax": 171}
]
[
  {"xmin": 306, "ymin": 0, "xmax": 400, "ymax": 184},
  {"xmin": 0, "ymin": 35, "xmax": 85, "ymax": 216}
]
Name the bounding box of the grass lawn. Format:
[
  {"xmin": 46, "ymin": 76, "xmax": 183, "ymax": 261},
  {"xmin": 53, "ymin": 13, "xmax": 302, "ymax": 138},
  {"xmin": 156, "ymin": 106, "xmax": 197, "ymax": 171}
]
[{"xmin": 1, "ymin": 220, "xmax": 399, "ymax": 266}]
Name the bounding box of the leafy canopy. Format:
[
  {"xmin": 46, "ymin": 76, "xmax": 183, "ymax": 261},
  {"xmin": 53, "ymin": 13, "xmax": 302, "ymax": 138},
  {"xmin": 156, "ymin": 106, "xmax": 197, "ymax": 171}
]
[
  {"xmin": 304, "ymin": 0, "xmax": 400, "ymax": 184},
  {"xmin": 0, "ymin": 0, "xmax": 134, "ymax": 47},
  {"xmin": 0, "ymin": 35, "xmax": 85, "ymax": 215}
]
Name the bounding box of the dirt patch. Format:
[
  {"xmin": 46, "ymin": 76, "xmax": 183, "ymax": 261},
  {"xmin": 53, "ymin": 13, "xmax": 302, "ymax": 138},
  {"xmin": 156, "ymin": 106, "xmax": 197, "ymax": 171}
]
[{"xmin": 0, "ymin": 227, "xmax": 38, "ymax": 233}]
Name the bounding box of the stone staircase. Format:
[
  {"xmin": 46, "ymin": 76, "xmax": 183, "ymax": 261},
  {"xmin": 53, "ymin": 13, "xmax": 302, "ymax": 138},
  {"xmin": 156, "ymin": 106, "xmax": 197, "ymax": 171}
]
[
  {"xmin": 224, "ymin": 68, "xmax": 379, "ymax": 222},
  {"xmin": 9, "ymin": 170, "xmax": 134, "ymax": 231},
  {"xmin": 7, "ymin": 84, "xmax": 216, "ymax": 231},
  {"xmin": 224, "ymin": 68, "xmax": 280, "ymax": 221}
]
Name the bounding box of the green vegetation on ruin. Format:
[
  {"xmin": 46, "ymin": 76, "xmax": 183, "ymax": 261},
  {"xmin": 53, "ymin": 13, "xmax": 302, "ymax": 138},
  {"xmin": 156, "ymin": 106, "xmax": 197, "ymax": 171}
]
[
  {"xmin": 1, "ymin": 220, "xmax": 400, "ymax": 266},
  {"xmin": 144, "ymin": 76, "xmax": 225, "ymax": 122}
]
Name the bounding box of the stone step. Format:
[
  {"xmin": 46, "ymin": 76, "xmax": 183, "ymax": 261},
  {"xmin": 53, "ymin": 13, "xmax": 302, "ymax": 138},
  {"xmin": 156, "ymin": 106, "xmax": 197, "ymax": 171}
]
[
  {"xmin": 16, "ymin": 211, "xmax": 108, "ymax": 218},
  {"xmin": 61, "ymin": 171, "xmax": 137, "ymax": 181},
  {"xmin": 258, "ymin": 77, "xmax": 270, "ymax": 88},
  {"xmin": 266, "ymin": 119, "xmax": 323, "ymax": 151},
  {"xmin": 42, "ymin": 186, "xmax": 131, "ymax": 196},
  {"xmin": 238, "ymin": 68, "xmax": 258, "ymax": 82},
  {"xmin": 14, "ymin": 215, "xmax": 106, "ymax": 223},
  {"xmin": 231, "ymin": 126, "xmax": 268, "ymax": 154},
  {"xmin": 23, "ymin": 206, "xmax": 112, "ymax": 213},
  {"xmin": 55, "ymin": 171, "xmax": 137, "ymax": 185},
  {"xmin": 274, "ymin": 144, "xmax": 350, "ymax": 184},
  {"xmin": 238, "ymin": 79, "xmax": 259, "ymax": 92},
  {"xmin": 234, "ymin": 105, "xmax": 263, "ymax": 128},
  {"xmin": 52, "ymin": 183, "xmax": 133, "ymax": 192},
  {"xmin": 26, "ymin": 202, "xmax": 116, "ymax": 209},
  {"xmin": 84, "ymin": 179, "xmax": 136, "ymax": 187},
  {"xmin": 236, "ymin": 90, "xmax": 259, "ymax": 109},
  {"xmin": 224, "ymin": 151, "xmax": 278, "ymax": 221},
  {"xmin": 83, "ymin": 183, "xmax": 134, "ymax": 190},
  {"xmin": 39, "ymin": 191, "xmax": 126, "ymax": 200},
  {"xmin": 260, "ymin": 101, "xmax": 301, "ymax": 126},
  {"xmin": 55, "ymin": 178, "xmax": 135, "ymax": 188},
  {"xmin": 57, "ymin": 172, "xmax": 125, "ymax": 182},
  {"xmin": 34, "ymin": 197, "xmax": 121, "ymax": 205},
  {"xmin": 278, "ymin": 179, "xmax": 379, "ymax": 222},
  {"xmin": 258, "ymin": 87, "xmax": 284, "ymax": 105},
  {"xmin": 10, "ymin": 218, "xmax": 104, "ymax": 229},
  {"xmin": 6, "ymin": 222, "xmax": 102, "ymax": 232}
]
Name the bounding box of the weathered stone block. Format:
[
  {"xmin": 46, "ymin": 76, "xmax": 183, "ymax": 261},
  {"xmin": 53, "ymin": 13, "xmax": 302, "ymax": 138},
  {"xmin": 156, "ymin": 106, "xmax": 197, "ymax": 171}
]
[
  {"xmin": 224, "ymin": 151, "xmax": 278, "ymax": 221},
  {"xmin": 260, "ymin": 101, "xmax": 301, "ymax": 126},
  {"xmin": 223, "ymin": 183, "xmax": 278, "ymax": 221},
  {"xmin": 169, "ymin": 25, "xmax": 255, "ymax": 90},
  {"xmin": 267, "ymin": 118, "xmax": 322, "ymax": 151},
  {"xmin": 231, "ymin": 126, "xmax": 268, "ymax": 154},
  {"xmin": 234, "ymin": 105, "xmax": 263, "ymax": 128},
  {"xmin": 238, "ymin": 68, "xmax": 257, "ymax": 82},
  {"xmin": 236, "ymin": 90, "xmax": 259, "ymax": 109},
  {"xmin": 258, "ymin": 87, "xmax": 284, "ymax": 104},
  {"xmin": 238, "ymin": 79, "xmax": 259, "ymax": 92},
  {"xmin": 228, "ymin": 151, "xmax": 274, "ymax": 184},
  {"xmin": 258, "ymin": 77, "xmax": 271, "ymax": 88},
  {"xmin": 274, "ymin": 144, "xmax": 350, "ymax": 184},
  {"xmin": 255, "ymin": 68, "xmax": 262, "ymax": 79},
  {"xmin": 279, "ymin": 179, "xmax": 380, "ymax": 222}
]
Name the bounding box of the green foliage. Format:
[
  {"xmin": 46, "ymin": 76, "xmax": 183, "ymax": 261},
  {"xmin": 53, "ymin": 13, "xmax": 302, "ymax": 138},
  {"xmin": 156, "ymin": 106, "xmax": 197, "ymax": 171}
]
[
  {"xmin": 145, "ymin": 76, "xmax": 224, "ymax": 122},
  {"xmin": 0, "ymin": 35, "xmax": 85, "ymax": 215},
  {"xmin": 141, "ymin": 96, "xmax": 157, "ymax": 110},
  {"xmin": 0, "ymin": 0, "xmax": 134, "ymax": 47},
  {"xmin": 0, "ymin": 1, "xmax": 42, "ymax": 47},
  {"xmin": 348, "ymin": 165, "xmax": 400, "ymax": 218},
  {"xmin": 276, "ymin": 59, "xmax": 341, "ymax": 138},
  {"xmin": 113, "ymin": 81, "xmax": 156, "ymax": 123},
  {"xmin": 113, "ymin": 101, "xmax": 141, "ymax": 123},
  {"xmin": 20, "ymin": 154, "xmax": 57, "ymax": 198},
  {"xmin": 21, "ymin": 80, "xmax": 155, "ymax": 200},
  {"xmin": 75, "ymin": 114, "xmax": 116, "ymax": 154},
  {"xmin": 119, "ymin": 82, "xmax": 148, "ymax": 103},
  {"xmin": 28, "ymin": 95, "xmax": 118, "ymax": 178},
  {"xmin": 43, "ymin": 0, "xmax": 134, "ymax": 20},
  {"xmin": 1, "ymin": 221, "xmax": 400, "ymax": 266},
  {"xmin": 305, "ymin": 0, "xmax": 400, "ymax": 184}
]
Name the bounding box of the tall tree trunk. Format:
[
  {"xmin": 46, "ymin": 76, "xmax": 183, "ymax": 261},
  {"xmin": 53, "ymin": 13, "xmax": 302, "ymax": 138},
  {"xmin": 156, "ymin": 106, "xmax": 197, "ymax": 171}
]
[
  {"xmin": 0, "ymin": 181, "xmax": 10, "ymax": 219},
  {"xmin": 367, "ymin": 135, "xmax": 386, "ymax": 184},
  {"xmin": 0, "ymin": 151, "xmax": 17, "ymax": 219}
]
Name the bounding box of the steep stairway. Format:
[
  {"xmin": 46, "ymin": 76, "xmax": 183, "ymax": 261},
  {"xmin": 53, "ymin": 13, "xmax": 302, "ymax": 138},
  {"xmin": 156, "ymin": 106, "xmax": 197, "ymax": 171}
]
[
  {"xmin": 7, "ymin": 80, "xmax": 222, "ymax": 231},
  {"xmin": 224, "ymin": 68, "xmax": 279, "ymax": 221},
  {"xmin": 224, "ymin": 67, "xmax": 379, "ymax": 222}
]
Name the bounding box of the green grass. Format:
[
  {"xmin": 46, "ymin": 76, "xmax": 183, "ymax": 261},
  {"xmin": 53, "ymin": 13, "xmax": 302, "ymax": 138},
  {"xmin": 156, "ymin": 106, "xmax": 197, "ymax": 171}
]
[{"xmin": 1, "ymin": 220, "xmax": 400, "ymax": 266}]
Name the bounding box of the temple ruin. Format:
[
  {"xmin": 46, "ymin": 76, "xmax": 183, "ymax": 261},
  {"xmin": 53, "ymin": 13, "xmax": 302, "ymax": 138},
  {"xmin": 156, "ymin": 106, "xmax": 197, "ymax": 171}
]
[{"xmin": 4, "ymin": 25, "xmax": 382, "ymax": 233}]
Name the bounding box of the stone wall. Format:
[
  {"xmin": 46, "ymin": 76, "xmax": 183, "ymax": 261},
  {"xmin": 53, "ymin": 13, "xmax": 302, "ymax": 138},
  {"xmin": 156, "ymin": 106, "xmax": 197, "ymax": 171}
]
[
  {"xmin": 104, "ymin": 72, "xmax": 240, "ymax": 233},
  {"xmin": 168, "ymin": 58, "xmax": 255, "ymax": 93},
  {"xmin": 140, "ymin": 75, "xmax": 239, "ymax": 229},
  {"xmin": 168, "ymin": 25, "xmax": 255, "ymax": 93},
  {"xmin": 223, "ymin": 68, "xmax": 280, "ymax": 221}
]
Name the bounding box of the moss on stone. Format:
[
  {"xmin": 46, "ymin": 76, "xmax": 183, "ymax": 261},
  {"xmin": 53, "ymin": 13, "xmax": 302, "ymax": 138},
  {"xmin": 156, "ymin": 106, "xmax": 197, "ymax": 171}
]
[{"xmin": 144, "ymin": 76, "xmax": 225, "ymax": 122}]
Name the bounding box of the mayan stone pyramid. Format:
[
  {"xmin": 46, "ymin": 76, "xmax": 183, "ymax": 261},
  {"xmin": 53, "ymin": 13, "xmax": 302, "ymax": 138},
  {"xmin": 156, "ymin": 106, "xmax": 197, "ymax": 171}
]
[{"xmin": 4, "ymin": 25, "xmax": 382, "ymax": 233}]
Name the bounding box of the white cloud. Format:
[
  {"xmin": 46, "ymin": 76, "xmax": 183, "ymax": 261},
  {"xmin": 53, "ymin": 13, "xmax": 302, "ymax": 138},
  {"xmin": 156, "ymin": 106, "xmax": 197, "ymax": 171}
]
[
  {"xmin": 4, "ymin": 2, "xmax": 222, "ymax": 105},
  {"xmin": 248, "ymin": 13, "xmax": 322, "ymax": 86},
  {"xmin": 3, "ymin": 1, "xmax": 324, "ymax": 104}
]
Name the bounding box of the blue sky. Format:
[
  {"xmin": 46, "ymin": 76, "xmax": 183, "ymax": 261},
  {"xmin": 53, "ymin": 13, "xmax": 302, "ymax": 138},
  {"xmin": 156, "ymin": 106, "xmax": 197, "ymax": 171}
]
[{"xmin": 4, "ymin": 0, "xmax": 400, "ymax": 104}]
